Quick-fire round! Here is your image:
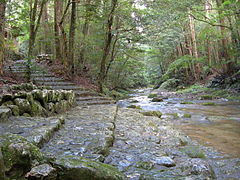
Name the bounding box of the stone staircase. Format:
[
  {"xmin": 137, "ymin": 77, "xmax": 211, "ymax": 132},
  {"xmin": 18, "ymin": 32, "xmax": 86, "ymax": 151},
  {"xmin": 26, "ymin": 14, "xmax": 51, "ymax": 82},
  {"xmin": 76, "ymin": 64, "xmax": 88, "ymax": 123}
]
[{"xmin": 5, "ymin": 60, "xmax": 115, "ymax": 106}]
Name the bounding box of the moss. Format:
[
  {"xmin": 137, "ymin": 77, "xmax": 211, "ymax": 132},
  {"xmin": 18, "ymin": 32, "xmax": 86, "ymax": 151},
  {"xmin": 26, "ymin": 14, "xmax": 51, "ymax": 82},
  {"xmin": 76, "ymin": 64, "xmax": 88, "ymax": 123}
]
[
  {"xmin": 141, "ymin": 111, "xmax": 162, "ymax": 118},
  {"xmin": 202, "ymin": 102, "xmax": 216, "ymax": 106},
  {"xmin": 148, "ymin": 94, "xmax": 158, "ymax": 98},
  {"xmin": 183, "ymin": 114, "xmax": 191, "ymax": 118},
  {"xmin": 54, "ymin": 156, "xmax": 126, "ymax": 180},
  {"xmin": 180, "ymin": 146, "xmax": 205, "ymax": 158},
  {"xmin": 0, "ymin": 134, "xmax": 44, "ymax": 174},
  {"xmin": 177, "ymin": 85, "xmax": 207, "ymax": 94},
  {"xmin": 152, "ymin": 97, "xmax": 163, "ymax": 102},
  {"xmin": 136, "ymin": 161, "xmax": 154, "ymax": 170},
  {"xmin": 180, "ymin": 102, "xmax": 193, "ymax": 104},
  {"xmin": 127, "ymin": 105, "xmax": 142, "ymax": 110},
  {"xmin": 200, "ymin": 95, "xmax": 214, "ymax": 100}
]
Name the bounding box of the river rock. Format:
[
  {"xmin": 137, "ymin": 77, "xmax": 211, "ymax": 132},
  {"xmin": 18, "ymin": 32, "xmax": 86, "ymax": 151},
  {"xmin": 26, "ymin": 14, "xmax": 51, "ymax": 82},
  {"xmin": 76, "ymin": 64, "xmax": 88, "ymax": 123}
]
[
  {"xmin": 155, "ymin": 156, "xmax": 176, "ymax": 167},
  {"xmin": 14, "ymin": 98, "xmax": 31, "ymax": 115},
  {"xmin": 31, "ymin": 100, "xmax": 47, "ymax": 116},
  {"xmin": 152, "ymin": 97, "xmax": 164, "ymax": 102},
  {"xmin": 0, "ymin": 106, "xmax": 12, "ymax": 122},
  {"xmin": 25, "ymin": 164, "xmax": 57, "ymax": 180},
  {"xmin": 54, "ymin": 156, "xmax": 126, "ymax": 180}
]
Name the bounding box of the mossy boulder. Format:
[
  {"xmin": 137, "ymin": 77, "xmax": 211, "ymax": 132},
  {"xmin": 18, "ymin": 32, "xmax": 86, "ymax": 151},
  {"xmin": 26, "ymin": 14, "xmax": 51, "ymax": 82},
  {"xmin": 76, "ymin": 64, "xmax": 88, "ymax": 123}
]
[
  {"xmin": 202, "ymin": 102, "xmax": 216, "ymax": 106},
  {"xmin": 135, "ymin": 161, "xmax": 154, "ymax": 170},
  {"xmin": 2, "ymin": 101, "xmax": 14, "ymax": 106},
  {"xmin": 180, "ymin": 102, "xmax": 194, "ymax": 104},
  {"xmin": 31, "ymin": 100, "xmax": 47, "ymax": 117},
  {"xmin": 200, "ymin": 95, "xmax": 214, "ymax": 100},
  {"xmin": 127, "ymin": 105, "xmax": 142, "ymax": 110},
  {"xmin": 0, "ymin": 134, "xmax": 45, "ymax": 178},
  {"xmin": 54, "ymin": 156, "xmax": 126, "ymax": 180},
  {"xmin": 141, "ymin": 111, "xmax": 162, "ymax": 118},
  {"xmin": 152, "ymin": 97, "xmax": 164, "ymax": 102},
  {"xmin": 14, "ymin": 98, "xmax": 31, "ymax": 115},
  {"xmin": 183, "ymin": 114, "xmax": 192, "ymax": 118},
  {"xmin": 0, "ymin": 106, "xmax": 12, "ymax": 122},
  {"xmin": 7, "ymin": 105, "xmax": 19, "ymax": 116}
]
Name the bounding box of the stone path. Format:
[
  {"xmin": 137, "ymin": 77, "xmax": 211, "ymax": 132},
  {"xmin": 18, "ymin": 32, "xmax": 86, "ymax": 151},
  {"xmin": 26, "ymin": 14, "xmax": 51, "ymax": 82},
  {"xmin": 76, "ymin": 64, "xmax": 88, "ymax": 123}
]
[{"xmin": 6, "ymin": 60, "xmax": 115, "ymax": 106}]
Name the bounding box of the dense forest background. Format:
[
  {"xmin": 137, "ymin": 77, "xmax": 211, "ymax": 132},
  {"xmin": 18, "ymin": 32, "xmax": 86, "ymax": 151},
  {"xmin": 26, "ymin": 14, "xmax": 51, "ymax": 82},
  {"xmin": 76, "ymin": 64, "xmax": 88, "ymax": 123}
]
[{"xmin": 0, "ymin": 0, "xmax": 239, "ymax": 92}]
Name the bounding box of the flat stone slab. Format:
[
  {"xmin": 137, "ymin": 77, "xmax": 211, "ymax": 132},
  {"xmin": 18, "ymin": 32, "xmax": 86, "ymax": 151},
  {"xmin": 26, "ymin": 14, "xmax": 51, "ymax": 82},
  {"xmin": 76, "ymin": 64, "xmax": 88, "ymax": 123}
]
[
  {"xmin": 0, "ymin": 116, "xmax": 64, "ymax": 147},
  {"xmin": 105, "ymin": 108, "xmax": 215, "ymax": 179},
  {"xmin": 76, "ymin": 100, "xmax": 115, "ymax": 106},
  {"xmin": 41, "ymin": 105, "xmax": 117, "ymax": 161}
]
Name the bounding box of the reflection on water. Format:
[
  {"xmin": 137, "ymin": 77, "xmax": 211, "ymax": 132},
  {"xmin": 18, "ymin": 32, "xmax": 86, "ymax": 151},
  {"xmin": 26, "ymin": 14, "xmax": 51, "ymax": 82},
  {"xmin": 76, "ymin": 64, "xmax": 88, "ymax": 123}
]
[{"xmin": 119, "ymin": 89, "xmax": 240, "ymax": 157}]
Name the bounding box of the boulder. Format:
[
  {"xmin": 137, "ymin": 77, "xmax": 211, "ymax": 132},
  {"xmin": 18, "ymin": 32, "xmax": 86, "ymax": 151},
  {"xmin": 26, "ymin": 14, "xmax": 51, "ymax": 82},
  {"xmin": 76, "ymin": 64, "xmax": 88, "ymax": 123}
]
[
  {"xmin": 155, "ymin": 156, "xmax": 176, "ymax": 167},
  {"xmin": 0, "ymin": 134, "xmax": 44, "ymax": 178},
  {"xmin": 152, "ymin": 97, "xmax": 164, "ymax": 102},
  {"xmin": 2, "ymin": 101, "xmax": 14, "ymax": 106},
  {"xmin": 7, "ymin": 105, "xmax": 20, "ymax": 116},
  {"xmin": 25, "ymin": 164, "xmax": 57, "ymax": 180},
  {"xmin": 14, "ymin": 98, "xmax": 31, "ymax": 115},
  {"xmin": 31, "ymin": 100, "xmax": 47, "ymax": 117},
  {"xmin": 0, "ymin": 106, "xmax": 12, "ymax": 122},
  {"xmin": 54, "ymin": 156, "xmax": 126, "ymax": 180},
  {"xmin": 32, "ymin": 89, "xmax": 48, "ymax": 108},
  {"xmin": 47, "ymin": 102, "xmax": 55, "ymax": 114}
]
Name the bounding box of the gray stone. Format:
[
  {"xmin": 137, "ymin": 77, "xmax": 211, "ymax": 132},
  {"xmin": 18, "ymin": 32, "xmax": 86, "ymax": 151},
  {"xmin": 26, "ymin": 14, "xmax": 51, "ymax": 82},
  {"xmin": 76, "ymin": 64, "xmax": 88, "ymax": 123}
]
[
  {"xmin": 0, "ymin": 106, "xmax": 12, "ymax": 122},
  {"xmin": 25, "ymin": 163, "xmax": 57, "ymax": 180},
  {"xmin": 54, "ymin": 156, "xmax": 126, "ymax": 180},
  {"xmin": 31, "ymin": 100, "xmax": 46, "ymax": 117},
  {"xmin": 2, "ymin": 101, "xmax": 14, "ymax": 106},
  {"xmin": 14, "ymin": 98, "xmax": 31, "ymax": 115},
  {"xmin": 7, "ymin": 105, "xmax": 20, "ymax": 116},
  {"xmin": 152, "ymin": 97, "xmax": 164, "ymax": 102},
  {"xmin": 155, "ymin": 156, "xmax": 176, "ymax": 167}
]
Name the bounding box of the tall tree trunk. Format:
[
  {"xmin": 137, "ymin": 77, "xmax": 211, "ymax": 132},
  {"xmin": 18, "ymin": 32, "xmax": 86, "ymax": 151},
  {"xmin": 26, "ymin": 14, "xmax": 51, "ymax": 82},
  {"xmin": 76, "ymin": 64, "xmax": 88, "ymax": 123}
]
[
  {"xmin": 28, "ymin": 0, "xmax": 46, "ymax": 58},
  {"xmin": 0, "ymin": 0, "xmax": 6, "ymax": 75},
  {"xmin": 216, "ymin": 0, "xmax": 232, "ymax": 73},
  {"xmin": 69, "ymin": 0, "xmax": 77, "ymax": 76},
  {"xmin": 42, "ymin": 2, "xmax": 51, "ymax": 54},
  {"xmin": 54, "ymin": 0, "xmax": 63, "ymax": 62},
  {"xmin": 99, "ymin": 0, "xmax": 118, "ymax": 92}
]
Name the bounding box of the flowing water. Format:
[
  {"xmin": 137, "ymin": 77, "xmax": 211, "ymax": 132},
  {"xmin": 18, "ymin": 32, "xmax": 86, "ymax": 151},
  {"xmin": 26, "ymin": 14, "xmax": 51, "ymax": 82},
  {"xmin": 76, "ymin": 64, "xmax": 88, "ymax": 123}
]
[{"xmin": 118, "ymin": 88, "xmax": 240, "ymax": 158}]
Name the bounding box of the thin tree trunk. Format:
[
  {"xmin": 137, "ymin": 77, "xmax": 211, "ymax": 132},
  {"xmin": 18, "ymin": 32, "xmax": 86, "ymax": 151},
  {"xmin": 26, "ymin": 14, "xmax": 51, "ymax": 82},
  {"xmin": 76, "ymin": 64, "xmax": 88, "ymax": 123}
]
[
  {"xmin": 69, "ymin": 0, "xmax": 77, "ymax": 76},
  {"xmin": 42, "ymin": 2, "xmax": 51, "ymax": 54},
  {"xmin": 0, "ymin": 0, "xmax": 6, "ymax": 75},
  {"xmin": 99, "ymin": 0, "xmax": 118, "ymax": 92},
  {"xmin": 0, "ymin": 148, "xmax": 5, "ymax": 179}
]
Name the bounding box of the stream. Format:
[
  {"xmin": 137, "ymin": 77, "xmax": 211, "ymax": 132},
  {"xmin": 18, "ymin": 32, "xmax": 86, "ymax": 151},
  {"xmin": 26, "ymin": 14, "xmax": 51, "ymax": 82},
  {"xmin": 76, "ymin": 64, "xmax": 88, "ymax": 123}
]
[{"xmin": 117, "ymin": 88, "xmax": 240, "ymax": 179}]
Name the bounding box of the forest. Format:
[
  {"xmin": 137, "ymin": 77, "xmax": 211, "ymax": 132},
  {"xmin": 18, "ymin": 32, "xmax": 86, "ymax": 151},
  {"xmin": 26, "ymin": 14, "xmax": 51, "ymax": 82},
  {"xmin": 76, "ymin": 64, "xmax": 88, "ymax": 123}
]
[
  {"xmin": 0, "ymin": 1, "xmax": 240, "ymax": 180},
  {"xmin": 0, "ymin": 0, "xmax": 239, "ymax": 93}
]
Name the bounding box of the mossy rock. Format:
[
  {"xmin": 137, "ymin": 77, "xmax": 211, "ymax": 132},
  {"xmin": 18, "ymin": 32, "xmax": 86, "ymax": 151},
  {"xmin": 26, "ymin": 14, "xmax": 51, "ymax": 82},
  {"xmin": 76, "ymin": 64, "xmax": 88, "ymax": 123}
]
[
  {"xmin": 14, "ymin": 98, "xmax": 31, "ymax": 115},
  {"xmin": 159, "ymin": 78, "xmax": 180, "ymax": 90},
  {"xmin": 167, "ymin": 113, "xmax": 179, "ymax": 118},
  {"xmin": 202, "ymin": 102, "xmax": 216, "ymax": 106},
  {"xmin": 148, "ymin": 94, "xmax": 158, "ymax": 98},
  {"xmin": 200, "ymin": 95, "xmax": 214, "ymax": 100},
  {"xmin": 54, "ymin": 156, "xmax": 126, "ymax": 180},
  {"xmin": 180, "ymin": 102, "xmax": 194, "ymax": 104},
  {"xmin": 180, "ymin": 146, "xmax": 205, "ymax": 158},
  {"xmin": 7, "ymin": 105, "xmax": 19, "ymax": 116},
  {"xmin": 127, "ymin": 105, "xmax": 142, "ymax": 110},
  {"xmin": 2, "ymin": 101, "xmax": 14, "ymax": 106},
  {"xmin": 141, "ymin": 111, "xmax": 162, "ymax": 118},
  {"xmin": 135, "ymin": 161, "xmax": 154, "ymax": 170},
  {"xmin": 0, "ymin": 134, "xmax": 45, "ymax": 177},
  {"xmin": 183, "ymin": 114, "xmax": 191, "ymax": 118},
  {"xmin": 152, "ymin": 97, "xmax": 164, "ymax": 102}
]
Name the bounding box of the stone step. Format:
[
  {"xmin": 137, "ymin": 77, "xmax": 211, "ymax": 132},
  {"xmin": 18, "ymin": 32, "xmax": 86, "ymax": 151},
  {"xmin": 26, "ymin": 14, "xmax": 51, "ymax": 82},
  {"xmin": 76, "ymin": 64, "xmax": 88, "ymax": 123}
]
[
  {"xmin": 50, "ymin": 85, "xmax": 84, "ymax": 91},
  {"xmin": 76, "ymin": 100, "xmax": 115, "ymax": 106},
  {"xmin": 76, "ymin": 96, "xmax": 112, "ymax": 102},
  {"xmin": 35, "ymin": 81, "xmax": 76, "ymax": 87},
  {"xmin": 0, "ymin": 116, "xmax": 64, "ymax": 147},
  {"xmin": 31, "ymin": 74, "xmax": 56, "ymax": 78},
  {"xmin": 73, "ymin": 90, "xmax": 98, "ymax": 97},
  {"xmin": 31, "ymin": 77, "xmax": 64, "ymax": 82}
]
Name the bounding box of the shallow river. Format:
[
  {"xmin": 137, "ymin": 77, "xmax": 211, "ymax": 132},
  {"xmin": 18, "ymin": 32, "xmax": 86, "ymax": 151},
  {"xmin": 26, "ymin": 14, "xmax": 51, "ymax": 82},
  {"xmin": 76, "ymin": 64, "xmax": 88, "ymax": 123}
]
[{"xmin": 118, "ymin": 88, "xmax": 240, "ymax": 158}]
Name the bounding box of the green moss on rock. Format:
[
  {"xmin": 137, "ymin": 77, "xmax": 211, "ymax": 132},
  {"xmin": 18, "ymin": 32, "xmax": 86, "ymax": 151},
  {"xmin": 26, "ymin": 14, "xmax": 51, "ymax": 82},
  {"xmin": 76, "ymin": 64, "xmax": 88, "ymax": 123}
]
[
  {"xmin": 127, "ymin": 105, "xmax": 142, "ymax": 110},
  {"xmin": 152, "ymin": 97, "xmax": 164, "ymax": 102},
  {"xmin": 180, "ymin": 102, "xmax": 193, "ymax": 104},
  {"xmin": 202, "ymin": 102, "xmax": 216, "ymax": 106},
  {"xmin": 136, "ymin": 161, "xmax": 154, "ymax": 170},
  {"xmin": 141, "ymin": 111, "xmax": 162, "ymax": 118},
  {"xmin": 200, "ymin": 95, "xmax": 214, "ymax": 100},
  {"xmin": 180, "ymin": 146, "xmax": 205, "ymax": 158},
  {"xmin": 148, "ymin": 94, "xmax": 158, "ymax": 98},
  {"xmin": 54, "ymin": 156, "xmax": 126, "ymax": 180},
  {"xmin": 183, "ymin": 114, "xmax": 191, "ymax": 118}
]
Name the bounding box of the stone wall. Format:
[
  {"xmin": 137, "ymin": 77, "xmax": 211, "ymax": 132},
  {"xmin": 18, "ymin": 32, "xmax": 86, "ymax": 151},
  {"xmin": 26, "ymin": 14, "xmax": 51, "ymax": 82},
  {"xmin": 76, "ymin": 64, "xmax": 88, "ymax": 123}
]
[{"xmin": 0, "ymin": 83, "xmax": 76, "ymax": 119}]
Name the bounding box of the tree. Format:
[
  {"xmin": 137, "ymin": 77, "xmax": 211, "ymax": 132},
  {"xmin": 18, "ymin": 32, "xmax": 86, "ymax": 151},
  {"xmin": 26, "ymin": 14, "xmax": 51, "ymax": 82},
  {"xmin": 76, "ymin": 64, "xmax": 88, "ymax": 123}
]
[
  {"xmin": 28, "ymin": 0, "xmax": 47, "ymax": 58},
  {"xmin": 0, "ymin": 0, "xmax": 6, "ymax": 75},
  {"xmin": 99, "ymin": 0, "xmax": 118, "ymax": 92}
]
